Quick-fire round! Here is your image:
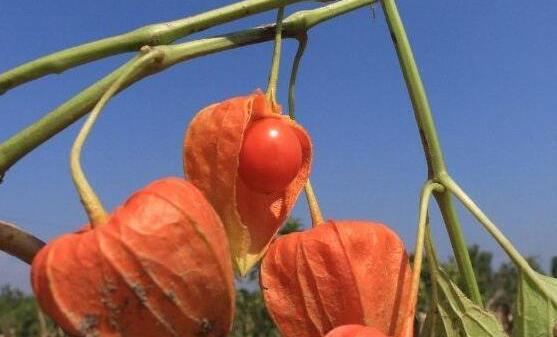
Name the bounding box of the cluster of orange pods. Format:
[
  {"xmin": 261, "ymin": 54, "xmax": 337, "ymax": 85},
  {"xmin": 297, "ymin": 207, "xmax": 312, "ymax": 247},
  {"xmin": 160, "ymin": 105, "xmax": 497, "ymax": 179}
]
[{"xmin": 31, "ymin": 91, "xmax": 414, "ymax": 337}]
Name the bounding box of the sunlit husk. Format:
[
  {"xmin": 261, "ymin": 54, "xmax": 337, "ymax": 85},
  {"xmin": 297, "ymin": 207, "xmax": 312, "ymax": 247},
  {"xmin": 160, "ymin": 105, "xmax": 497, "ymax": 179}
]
[
  {"xmin": 260, "ymin": 220, "xmax": 413, "ymax": 337},
  {"xmin": 325, "ymin": 325, "xmax": 390, "ymax": 337},
  {"xmin": 31, "ymin": 178, "xmax": 235, "ymax": 337},
  {"xmin": 184, "ymin": 91, "xmax": 312, "ymax": 275}
]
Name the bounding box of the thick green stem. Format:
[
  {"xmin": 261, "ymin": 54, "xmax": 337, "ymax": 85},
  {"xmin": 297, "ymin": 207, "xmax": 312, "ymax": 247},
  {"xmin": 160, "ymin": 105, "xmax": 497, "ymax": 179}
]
[
  {"xmin": 381, "ymin": 0, "xmax": 482, "ymax": 305},
  {"xmin": 0, "ymin": 0, "xmax": 308, "ymax": 94},
  {"xmin": 441, "ymin": 175, "xmax": 557, "ymax": 306},
  {"xmin": 0, "ymin": 0, "xmax": 374, "ymax": 179}
]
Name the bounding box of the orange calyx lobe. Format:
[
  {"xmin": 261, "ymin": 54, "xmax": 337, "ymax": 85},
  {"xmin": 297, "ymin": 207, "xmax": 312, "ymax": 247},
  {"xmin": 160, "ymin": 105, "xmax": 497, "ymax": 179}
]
[
  {"xmin": 260, "ymin": 220, "xmax": 413, "ymax": 337},
  {"xmin": 31, "ymin": 178, "xmax": 235, "ymax": 337}
]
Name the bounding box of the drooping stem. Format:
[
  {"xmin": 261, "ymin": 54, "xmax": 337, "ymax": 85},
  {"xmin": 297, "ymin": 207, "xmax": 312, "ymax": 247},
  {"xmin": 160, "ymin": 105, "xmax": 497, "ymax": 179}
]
[
  {"xmin": 288, "ymin": 33, "xmax": 308, "ymax": 119},
  {"xmin": 0, "ymin": 0, "xmax": 309, "ymax": 95},
  {"xmin": 0, "ymin": 0, "xmax": 375, "ymax": 180},
  {"xmin": 266, "ymin": 7, "xmax": 286, "ymax": 104},
  {"xmin": 400, "ymin": 181, "xmax": 444, "ymax": 337},
  {"xmin": 441, "ymin": 175, "xmax": 557, "ymax": 306},
  {"xmin": 71, "ymin": 47, "xmax": 164, "ymax": 226},
  {"xmin": 304, "ymin": 181, "xmax": 324, "ymax": 227},
  {"xmin": 284, "ymin": 34, "xmax": 324, "ymax": 227},
  {"xmin": 380, "ymin": 0, "xmax": 482, "ymax": 305},
  {"xmin": 0, "ymin": 219, "xmax": 45, "ymax": 264}
]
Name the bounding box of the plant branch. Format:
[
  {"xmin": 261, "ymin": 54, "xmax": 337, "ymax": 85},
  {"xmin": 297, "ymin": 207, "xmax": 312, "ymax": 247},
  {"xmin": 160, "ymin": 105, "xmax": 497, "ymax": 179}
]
[
  {"xmin": 440, "ymin": 175, "xmax": 557, "ymax": 306},
  {"xmin": 0, "ymin": 0, "xmax": 310, "ymax": 95},
  {"xmin": 380, "ymin": 0, "xmax": 482, "ymax": 305},
  {"xmin": 0, "ymin": 0, "xmax": 375, "ymax": 179},
  {"xmin": 0, "ymin": 219, "xmax": 45, "ymax": 264}
]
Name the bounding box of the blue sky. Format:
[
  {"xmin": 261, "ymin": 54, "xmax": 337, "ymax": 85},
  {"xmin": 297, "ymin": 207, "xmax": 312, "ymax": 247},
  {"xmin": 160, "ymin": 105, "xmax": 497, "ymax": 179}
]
[{"xmin": 1, "ymin": 1, "xmax": 556, "ymax": 292}]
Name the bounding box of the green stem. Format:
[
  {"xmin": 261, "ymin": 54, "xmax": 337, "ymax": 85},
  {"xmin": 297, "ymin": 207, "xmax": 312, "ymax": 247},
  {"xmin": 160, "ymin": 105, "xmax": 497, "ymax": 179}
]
[
  {"xmin": 440, "ymin": 175, "xmax": 557, "ymax": 306},
  {"xmin": 0, "ymin": 0, "xmax": 374, "ymax": 179},
  {"xmin": 71, "ymin": 48, "xmax": 164, "ymax": 227},
  {"xmin": 284, "ymin": 34, "xmax": 324, "ymax": 227},
  {"xmin": 266, "ymin": 7, "xmax": 285, "ymax": 104},
  {"xmin": 288, "ymin": 33, "xmax": 308, "ymax": 119},
  {"xmin": 0, "ymin": 0, "xmax": 309, "ymax": 95},
  {"xmin": 402, "ymin": 180, "xmax": 444, "ymax": 337},
  {"xmin": 423, "ymin": 224, "xmax": 441, "ymax": 337},
  {"xmin": 381, "ymin": 0, "xmax": 482, "ymax": 305}
]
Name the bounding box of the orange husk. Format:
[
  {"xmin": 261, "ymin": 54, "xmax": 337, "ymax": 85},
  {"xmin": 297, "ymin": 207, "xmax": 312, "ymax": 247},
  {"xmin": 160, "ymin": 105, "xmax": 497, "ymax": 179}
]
[
  {"xmin": 184, "ymin": 90, "xmax": 312, "ymax": 275},
  {"xmin": 260, "ymin": 220, "xmax": 413, "ymax": 337},
  {"xmin": 31, "ymin": 178, "xmax": 235, "ymax": 337},
  {"xmin": 325, "ymin": 325, "xmax": 390, "ymax": 337}
]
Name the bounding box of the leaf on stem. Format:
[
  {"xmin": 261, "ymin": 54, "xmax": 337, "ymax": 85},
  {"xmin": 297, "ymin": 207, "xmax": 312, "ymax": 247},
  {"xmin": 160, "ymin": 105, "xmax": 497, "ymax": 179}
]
[
  {"xmin": 513, "ymin": 272, "xmax": 557, "ymax": 337},
  {"xmin": 421, "ymin": 269, "xmax": 507, "ymax": 337}
]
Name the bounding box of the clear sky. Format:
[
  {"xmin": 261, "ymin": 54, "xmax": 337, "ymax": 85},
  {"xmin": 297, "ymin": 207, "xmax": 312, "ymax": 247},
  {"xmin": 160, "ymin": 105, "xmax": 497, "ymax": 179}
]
[{"xmin": 1, "ymin": 1, "xmax": 556, "ymax": 292}]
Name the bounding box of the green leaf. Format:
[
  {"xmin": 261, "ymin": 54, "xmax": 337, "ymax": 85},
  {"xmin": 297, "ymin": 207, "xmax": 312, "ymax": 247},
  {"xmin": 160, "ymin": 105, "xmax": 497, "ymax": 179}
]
[
  {"xmin": 421, "ymin": 270, "xmax": 507, "ymax": 337},
  {"xmin": 513, "ymin": 271, "xmax": 557, "ymax": 337}
]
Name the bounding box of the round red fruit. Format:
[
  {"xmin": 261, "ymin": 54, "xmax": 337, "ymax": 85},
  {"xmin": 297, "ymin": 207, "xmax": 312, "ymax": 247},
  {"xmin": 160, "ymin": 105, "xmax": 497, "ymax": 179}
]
[{"xmin": 239, "ymin": 118, "xmax": 303, "ymax": 193}]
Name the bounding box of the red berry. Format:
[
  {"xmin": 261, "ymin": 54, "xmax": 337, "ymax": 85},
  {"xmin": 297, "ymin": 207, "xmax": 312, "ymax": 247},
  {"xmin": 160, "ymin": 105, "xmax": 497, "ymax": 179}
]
[{"xmin": 239, "ymin": 118, "xmax": 303, "ymax": 193}]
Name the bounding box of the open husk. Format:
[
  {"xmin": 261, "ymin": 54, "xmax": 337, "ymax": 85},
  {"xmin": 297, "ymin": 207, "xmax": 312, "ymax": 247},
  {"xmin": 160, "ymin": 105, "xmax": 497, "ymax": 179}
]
[
  {"xmin": 260, "ymin": 220, "xmax": 413, "ymax": 337},
  {"xmin": 184, "ymin": 91, "xmax": 312, "ymax": 275}
]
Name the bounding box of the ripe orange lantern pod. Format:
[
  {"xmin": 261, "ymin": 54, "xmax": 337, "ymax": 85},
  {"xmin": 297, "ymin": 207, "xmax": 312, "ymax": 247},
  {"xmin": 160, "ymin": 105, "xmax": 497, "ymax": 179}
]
[
  {"xmin": 184, "ymin": 90, "xmax": 312, "ymax": 275},
  {"xmin": 260, "ymin": 220, "xmax": 414, "ymax": 337},
  {"xmin": 31, "ymin": 178, "xmax": 235, "ymax": 337},
  {"xmin": 325, "ymin": 325, "xmax": 391, "ymax": 337}
]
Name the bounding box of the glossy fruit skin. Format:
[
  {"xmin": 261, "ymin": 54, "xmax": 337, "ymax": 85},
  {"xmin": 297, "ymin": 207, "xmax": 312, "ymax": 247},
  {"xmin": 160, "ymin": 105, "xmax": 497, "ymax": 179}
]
[
  {"xmin": 325, "ymin": 325, "xmax": 390, "ymax": 337},
  {"xmin": 239, "ymin": 118, "xmax": 303, "ymax": 193},
  {"xmin": 31, "ymin": 178, "xmax": 235, "ymax": 337},
  {"xmin": 260, "ymin": 220, "xmax": 413, "ymax": 337},
  {"xmin": 184, "ymin": 91, "xmax": 312, "ymax": 275}
]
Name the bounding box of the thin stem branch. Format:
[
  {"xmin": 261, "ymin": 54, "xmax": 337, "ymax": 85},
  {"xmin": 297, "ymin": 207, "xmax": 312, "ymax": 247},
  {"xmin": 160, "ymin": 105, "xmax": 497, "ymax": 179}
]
[
  {"xmin": 0, "ymin": 0, "xmax": 309, "ymax": 95},
  {"xmin": 266, "ymin": 7, "xmax": 285, "ymax": 104},
  {"xmin": 423, "ymin": 224, "xmax": 441, "ymax": 337},
  {"xmin": 440, "ymin": 175, "xmax": 557, "ymax": 306},
  {"xmin": 288, "ymin": 34, "xmax": 308, "ymax": 119},
  {"xmin": 304, "ymin": 181, "xmax": 324, "ymax": 227},
  {"xmin": 0, "ymin": 219, "xmax": 45, "ymax": 264},
  {"xmin": 380, "ymin": 0, "xmax": 482, "ymax": 305},
  {"xmin": 71, "ymin": 47, "xmax": 164, "ymax": 226},
  {"xmin": 0, "ymin": 0, "xmax": 374, "ymax": 180},
  {"xmin": 283, "ymin": 33, "xmax": 323, "ymax": 227},
  {"xmin": 401, "ymin": 181, "xmax": 444, "ymax": 337}
]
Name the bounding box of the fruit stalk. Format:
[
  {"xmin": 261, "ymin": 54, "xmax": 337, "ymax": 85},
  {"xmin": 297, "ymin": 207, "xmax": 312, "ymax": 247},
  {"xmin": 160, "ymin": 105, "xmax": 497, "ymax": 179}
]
[
  {"xmin": 70, "ymin": 47, "xmax": 164, "ymax": 226},
  {"xmin": 380, "ymin": 0, "xmax": 483, "ymax": 305},
  {"xmin": 286, "ymin": 35, "xmax": 324, "ymax": 227},
  {"xmin": 400, "ymin": 181, "xmax": 443, "ymax": 337},
  {"xmin": 266, "ymin": 7, "xmax": 286, "ymax": 104}
]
